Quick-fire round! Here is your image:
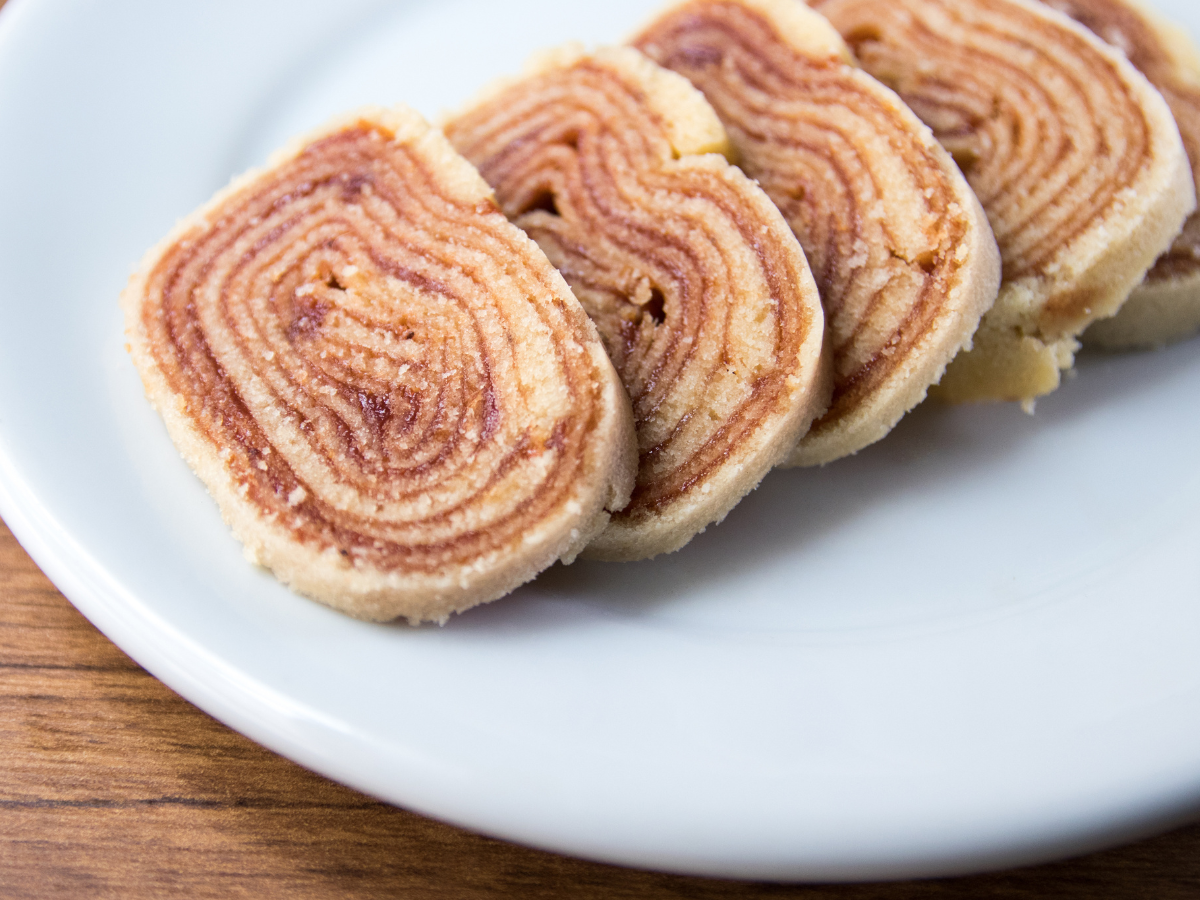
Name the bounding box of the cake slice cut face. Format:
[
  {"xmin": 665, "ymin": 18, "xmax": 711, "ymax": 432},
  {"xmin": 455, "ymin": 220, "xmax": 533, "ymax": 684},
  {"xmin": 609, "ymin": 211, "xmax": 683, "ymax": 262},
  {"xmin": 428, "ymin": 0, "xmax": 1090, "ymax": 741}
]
[
  {"xmin": 815, "ymin": 0, "xmax": 1195, "ymax": 403},
  {"xmin": 633, "ymin": 0, "xmax": 1000, "ymax": 462},
  {"xmin": 445, "ymin": 46, "xmax": 829, "ymax": 559},
  {"xmin": 1040, "ymin": 0, "xmax": 1200, "ymax": 349},
  {"xmin": 122, "ymin": 107, "xmax": 637, "ymax": 624}
]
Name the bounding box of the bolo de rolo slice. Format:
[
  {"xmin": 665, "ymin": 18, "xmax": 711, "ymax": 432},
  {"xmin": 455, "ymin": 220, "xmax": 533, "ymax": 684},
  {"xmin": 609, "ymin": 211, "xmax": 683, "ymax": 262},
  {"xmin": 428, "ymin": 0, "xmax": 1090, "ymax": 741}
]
[
  {"xmin": 122, "ymin": 106, "xmax": 637, "ymax": 624},
  {"xmin": 445, "ymin": 45, "xmax": 829, "ymax": 559},
  {"xmin": 814, "ymin": 0, "xmax": 1194, "ymax": 405},
  {"xmin": 1038, "ymin": 0, "xmax": 1200, "ymax": 349},
  {"xmin": 632, "ymin": 0, "xmax": 1001, "ymax": 463}
]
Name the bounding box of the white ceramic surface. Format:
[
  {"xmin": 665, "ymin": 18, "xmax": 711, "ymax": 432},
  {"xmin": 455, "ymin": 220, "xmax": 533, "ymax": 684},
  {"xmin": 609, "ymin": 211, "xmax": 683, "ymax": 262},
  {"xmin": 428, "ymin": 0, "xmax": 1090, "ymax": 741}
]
[{"xmin": 1, "ymin": 0, "xmax": 1199, "ymax": 882}]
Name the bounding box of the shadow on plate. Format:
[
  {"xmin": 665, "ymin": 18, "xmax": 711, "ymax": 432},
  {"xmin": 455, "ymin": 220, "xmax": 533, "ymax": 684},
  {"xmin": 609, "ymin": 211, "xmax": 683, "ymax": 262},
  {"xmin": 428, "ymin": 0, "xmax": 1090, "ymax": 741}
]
[{"xmin": 434, "ymin": 339, "xmax": 1200, "ymax": 633}]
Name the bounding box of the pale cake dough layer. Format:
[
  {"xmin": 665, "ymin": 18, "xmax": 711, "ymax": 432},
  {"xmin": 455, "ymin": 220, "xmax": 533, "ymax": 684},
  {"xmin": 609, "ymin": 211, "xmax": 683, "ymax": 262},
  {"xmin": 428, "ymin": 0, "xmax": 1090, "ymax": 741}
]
[
  {"xmin": 122, "ymin": 106, "xmax": 637, "ymax": 624},
  {"xmin": 1040, "ymin": 0, "xmax": 1200, "ymax": 349},
  {"xmin": 815, "ymin": 0, "xmax": 1194, "ymax": 403},
  {"xmin": 446, "ymin": 45, "xmax": 829, "ymax": 559},
  {"xmin": 633, "ymin": 0, "xmax": 1000, "ymax": 464}
]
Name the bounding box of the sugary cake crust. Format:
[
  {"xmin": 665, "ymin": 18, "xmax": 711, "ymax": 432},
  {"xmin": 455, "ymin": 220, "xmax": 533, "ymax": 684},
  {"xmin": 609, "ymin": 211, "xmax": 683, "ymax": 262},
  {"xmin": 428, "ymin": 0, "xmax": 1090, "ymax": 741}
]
[{"xmin": 1086, "ymin": 267, "xmax": 1200, "ymax": 348}]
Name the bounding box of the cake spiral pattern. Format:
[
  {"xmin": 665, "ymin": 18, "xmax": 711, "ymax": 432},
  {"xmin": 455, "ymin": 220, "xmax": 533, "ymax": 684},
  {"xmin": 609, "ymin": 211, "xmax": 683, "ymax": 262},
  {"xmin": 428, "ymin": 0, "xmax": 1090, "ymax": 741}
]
[
  {"xmin": 633, "ymin": 0, "xmax": 1000, "ymax": 464},
  {"xmin": 122, "ymin": 107, "xmax": 637, "ymax": 623},
  {"xmin": 1041, "ymin": 0, "xmax": 1200, "ymax": 348},
  {"xmin": 814, "ymin": 0, "xmax": 1194, "ymax": 402},
  {"xmin": 446, "ymin": 46, "xmax": 828, "ymax": 559}
]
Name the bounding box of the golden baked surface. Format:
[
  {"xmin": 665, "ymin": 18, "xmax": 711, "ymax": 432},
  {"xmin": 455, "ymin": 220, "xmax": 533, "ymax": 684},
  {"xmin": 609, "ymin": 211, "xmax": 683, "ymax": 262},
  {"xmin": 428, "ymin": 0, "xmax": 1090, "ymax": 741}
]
[
  {"xmin": 815, "ymin": 0, "xmax": 1193, "ymax": 401},
  {"xmin": 446, "ymin": 46, "xmax": 828, "ymax": 558},
  {"xmin": 122, "ymin": 107, "xmax": 636, "ymax": 623},
  {"xmin": 633, "ymin": 0, "xmax": 999, "ymax": 462}
]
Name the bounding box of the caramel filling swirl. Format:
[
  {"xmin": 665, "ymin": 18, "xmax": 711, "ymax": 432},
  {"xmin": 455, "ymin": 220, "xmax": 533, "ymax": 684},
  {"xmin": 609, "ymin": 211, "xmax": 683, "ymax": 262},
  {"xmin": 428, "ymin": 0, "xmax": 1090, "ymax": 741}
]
[
  {"xmin": 634, "ymin": 0, "xmax": 987, "ymax": 455},
  {"xmin": 125, "ymin": 110, "xmax": 633, "ymax": 619},
  {"xmin": 446, "ymin": 49, "xmax": 824, "ymax": 550}
]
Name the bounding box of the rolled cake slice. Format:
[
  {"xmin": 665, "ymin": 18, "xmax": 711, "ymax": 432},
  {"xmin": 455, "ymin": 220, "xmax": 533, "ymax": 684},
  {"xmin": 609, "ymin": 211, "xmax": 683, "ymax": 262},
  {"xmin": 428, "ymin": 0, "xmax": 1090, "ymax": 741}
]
[
  {"xmin": 1041, "ymin": 0, "xmax": 1200, "ymax": 348},
  {"xmin": 445, "ymin": 46, "xmax": 829, "ymax": 560},
  {"xmin": 814, "ymin": 0, "xmax": 1194, "ymax": 403},
  {"xmin": 632, "ymin": 0, "xmax": 1001, "ymax": 464},
  {"xmin": 121, "ymin": 106, "xmax": 637, "ymax": 624}
]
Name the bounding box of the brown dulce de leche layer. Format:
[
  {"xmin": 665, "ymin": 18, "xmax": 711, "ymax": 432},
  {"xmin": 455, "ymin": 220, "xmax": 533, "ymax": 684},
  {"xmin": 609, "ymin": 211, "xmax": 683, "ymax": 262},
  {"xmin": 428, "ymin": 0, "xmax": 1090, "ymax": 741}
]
[
  {"xmin": 814, "ymin": 0, "xmax": 1194, "ymax": 403},
  {"xmin": 633, "ymin": 0, "xmax": 1000, "ymax": 462},
  {"xmin": 122, "ymin": 106, "xmax": 637, "ymax": 623},
  {"xmin": 445, "ymin": 46, "xmax": 829, "ymax": 559}
]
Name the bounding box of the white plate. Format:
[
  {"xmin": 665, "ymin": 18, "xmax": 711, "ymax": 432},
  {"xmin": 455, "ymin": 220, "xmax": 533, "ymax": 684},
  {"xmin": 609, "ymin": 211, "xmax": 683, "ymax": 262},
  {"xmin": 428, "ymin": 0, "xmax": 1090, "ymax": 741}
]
[{"xmin": 1, "ymin": 0, "xmax": 1199, "ymax": 882}]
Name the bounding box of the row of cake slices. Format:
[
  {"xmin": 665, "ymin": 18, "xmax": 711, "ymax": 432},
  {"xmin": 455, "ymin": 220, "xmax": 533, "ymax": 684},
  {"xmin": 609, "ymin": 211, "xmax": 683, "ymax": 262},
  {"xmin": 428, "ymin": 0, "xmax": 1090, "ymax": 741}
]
[
  {"xmin": 440, "ymin": 0, "xmax": 1200, "ymax": 531},
  {"xmin": 441, "ymin": 0, "xmax": 1199, "ymax": 584},
  {"xmin": 123, "ymin": 0, "xmax": 1200, "ymax": 623}
]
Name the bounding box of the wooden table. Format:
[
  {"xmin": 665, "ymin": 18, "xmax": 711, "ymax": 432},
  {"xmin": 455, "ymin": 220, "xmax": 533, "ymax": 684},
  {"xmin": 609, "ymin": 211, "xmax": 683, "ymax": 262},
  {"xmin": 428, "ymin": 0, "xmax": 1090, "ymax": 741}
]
[{"xmin": 2, "ymin": 518, "xmax": 1199, "ymax": 898}]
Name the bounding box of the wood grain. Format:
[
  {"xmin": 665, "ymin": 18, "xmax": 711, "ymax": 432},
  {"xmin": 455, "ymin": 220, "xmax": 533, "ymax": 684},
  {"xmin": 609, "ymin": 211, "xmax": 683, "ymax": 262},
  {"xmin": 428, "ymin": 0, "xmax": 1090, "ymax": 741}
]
[{"xmin": 3, "ymin": 517, "xmax": 1200, "ymax": 898}]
